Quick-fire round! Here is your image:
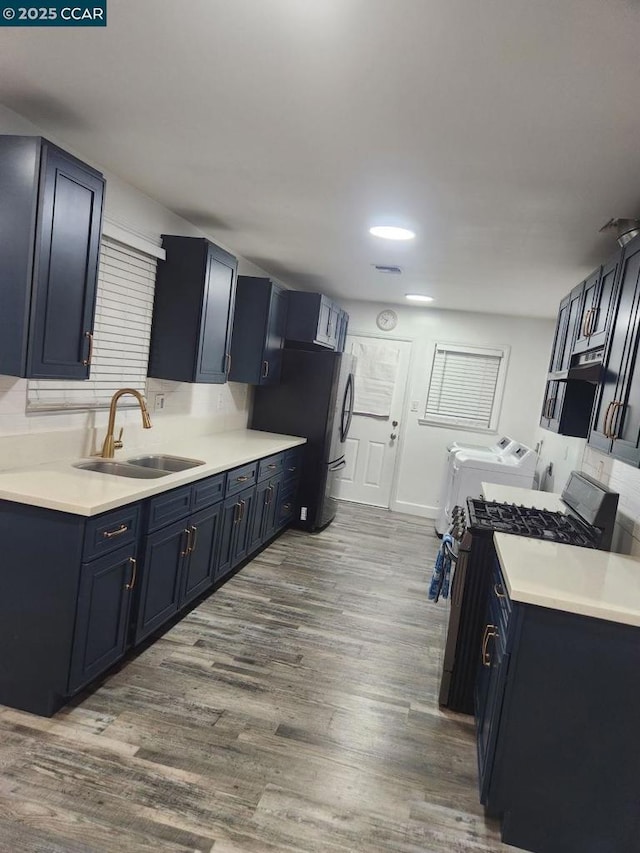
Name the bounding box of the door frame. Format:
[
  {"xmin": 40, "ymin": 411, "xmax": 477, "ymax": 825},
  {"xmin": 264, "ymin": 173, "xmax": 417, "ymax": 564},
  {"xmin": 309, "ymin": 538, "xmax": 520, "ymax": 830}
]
[{"xmin": 344, "ymin": 330, "xmax": 414, "ymax": 511}]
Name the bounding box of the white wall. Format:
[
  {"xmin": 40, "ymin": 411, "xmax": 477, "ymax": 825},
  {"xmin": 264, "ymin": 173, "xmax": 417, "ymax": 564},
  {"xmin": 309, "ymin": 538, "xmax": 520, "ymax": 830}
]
[
  {"xmin": 342, "ymin": 299, "xmax": 555, "ymax": 518},
  {"xmin": 0, "ymin": 103, "xmax": 262, "ymax": 461}
]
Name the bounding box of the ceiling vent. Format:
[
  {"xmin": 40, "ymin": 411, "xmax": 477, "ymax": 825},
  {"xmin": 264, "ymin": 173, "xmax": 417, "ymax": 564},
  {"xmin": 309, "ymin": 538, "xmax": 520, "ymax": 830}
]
[
  {"xmin": 373, "ymin": 264, "xmax": 402, "ymax": 274},
  {"xmin": 599, "ymin": 218, "xmax": 640, "ymax": 247}
]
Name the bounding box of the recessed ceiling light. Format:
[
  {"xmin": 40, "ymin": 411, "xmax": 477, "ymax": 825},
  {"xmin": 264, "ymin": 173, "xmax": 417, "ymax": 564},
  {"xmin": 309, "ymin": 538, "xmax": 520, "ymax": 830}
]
[
  {"xmin": 369, "ymin": 226, "xmax": 415, "ymax": 241},
  {"xmin": 405, "ymin": 294, "xmax": 434, "ymax": 303}
]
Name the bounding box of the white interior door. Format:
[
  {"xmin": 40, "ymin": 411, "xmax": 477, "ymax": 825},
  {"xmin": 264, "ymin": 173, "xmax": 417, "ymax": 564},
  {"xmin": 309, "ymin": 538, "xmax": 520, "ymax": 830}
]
[{"xmin": 333, "ymin": 335, "xmax": 411, "ymax": 508}]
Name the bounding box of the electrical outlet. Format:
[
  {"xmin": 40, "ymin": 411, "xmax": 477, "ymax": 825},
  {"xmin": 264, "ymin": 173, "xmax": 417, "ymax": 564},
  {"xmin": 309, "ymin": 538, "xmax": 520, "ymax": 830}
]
[
  {"xmin": 154, "ymin": 393, "xmax": 165, "ymax": 411},
  {"xmin": 300, "ymin": 507, "xmax": 307, "ymax": 521}
]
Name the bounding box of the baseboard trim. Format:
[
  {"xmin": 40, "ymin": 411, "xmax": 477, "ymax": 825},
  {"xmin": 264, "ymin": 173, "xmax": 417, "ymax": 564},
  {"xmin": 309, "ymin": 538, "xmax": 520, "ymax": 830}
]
[{"xmin": 389, "ymin": 500, "xmax": 438, "ymax": 519}]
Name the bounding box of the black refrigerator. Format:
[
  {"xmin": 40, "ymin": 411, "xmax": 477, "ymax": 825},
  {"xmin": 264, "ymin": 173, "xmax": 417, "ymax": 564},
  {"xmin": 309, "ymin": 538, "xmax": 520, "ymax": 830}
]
[{"xmin": 251, "ymin": 348, "xmax": 355, "ymax": 532}]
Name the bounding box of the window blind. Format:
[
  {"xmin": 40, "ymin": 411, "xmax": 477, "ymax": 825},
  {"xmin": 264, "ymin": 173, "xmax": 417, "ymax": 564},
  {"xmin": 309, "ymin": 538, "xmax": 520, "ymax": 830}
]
[
  {"xmin": 423, "ymin": 343, "xmax": 508, "ymax": 431},
  {"xmin": 27, "ymin": 237, "xmax": 157, "ymax": 411}
]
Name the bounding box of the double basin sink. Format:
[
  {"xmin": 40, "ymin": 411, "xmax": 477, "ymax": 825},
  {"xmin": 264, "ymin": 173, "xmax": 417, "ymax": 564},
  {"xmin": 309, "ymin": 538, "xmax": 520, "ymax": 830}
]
[{"xmin": 74, "ymin": 455, "xmax": 205, "ymax": 479}]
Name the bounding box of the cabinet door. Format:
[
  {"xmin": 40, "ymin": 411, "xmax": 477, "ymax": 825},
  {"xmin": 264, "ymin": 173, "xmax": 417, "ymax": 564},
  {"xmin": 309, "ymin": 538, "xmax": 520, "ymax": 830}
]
[
  {"xmin": 181, "ymin": 504, "xmax": 222, "ymax": 608},
  {"xmin": 261, "ymin": 285, "xmax": 287, "ymax": 385},
  {"xmin": 573, "ymin": 268, "xmax": 601, "ymax": 353},
  {"xmin": 540, "ymin": 380, "xmax": 558, "ymax": 430},
  {"xmin": 233, "ymin": 485, "xmax": 257, "ymax": 566},
  {"xmin": 587, "ymin": 254, "xmax": 620, "ymax": 350},
  {"xmin": 250, "ymin": 480, "xmax": 271, "ymax": 553},
  {"xmin": 336, "ymin": 310, "xmax": 349, "ymax": 353},
  {"xmin": 195, "ymin": 243, "xmax": 237, "ymax": 383},
  {"xmin": 68, "ymin": 545, "xmax": 135, "ymax": 692},
  {"xmin": 589, "ymin": 240, "xmax": 640, "ymax": 455},
  {"xmin": 262, "ymin": 475, "xmax": 282, "ymax": 542},
  {"xmin": 135, "ymin": 519, "xmax": 189, "ymax": 643},
  {"xmin": 316, "ymin": 296, "xmax": 333, "ymax": 347},
  {"xmin": 216, "ymin": 494, "xmax": 241, "ymax": 580},
  {"xmin": 29, "ymin": 144, "xmax": 104, "ymax": 379}
]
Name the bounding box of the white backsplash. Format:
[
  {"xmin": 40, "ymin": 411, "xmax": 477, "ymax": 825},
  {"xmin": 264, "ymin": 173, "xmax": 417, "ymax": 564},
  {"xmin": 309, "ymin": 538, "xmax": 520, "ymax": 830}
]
[
  {"xmin": 581, "ymin": 446, "xmax": 640, "ymax": 557},
  {"xmin": 0, "ymin": 376, "xmax": 251, "ymax": 471}
]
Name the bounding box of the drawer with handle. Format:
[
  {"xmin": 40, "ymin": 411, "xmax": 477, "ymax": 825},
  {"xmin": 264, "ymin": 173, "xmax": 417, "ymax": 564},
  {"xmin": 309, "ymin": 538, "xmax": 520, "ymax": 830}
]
[
  {"xmin": 225, "ymin": 461, "xmax": 258, "ymax": 496},
  {"xmin": 283, "ymin": 447, "xmax": 303, "ymax": 483},
  {"xmin": 83, "ymin": 503, "xmax": 141, "ymax": 561},
  {"xmin": 257, "ymin": 452, "xmax": 285, "ymax": 483}
]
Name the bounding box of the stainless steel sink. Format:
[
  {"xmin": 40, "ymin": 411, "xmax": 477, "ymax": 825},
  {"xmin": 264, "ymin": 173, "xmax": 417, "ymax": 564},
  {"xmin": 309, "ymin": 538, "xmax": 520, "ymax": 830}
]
[
  {"xmin": 74, "ymin": 460, "xmax": 170, "ymax": 478},
  {"xmin": 126, "ymin": 454, "xmax": 205, "ymax": 472}
]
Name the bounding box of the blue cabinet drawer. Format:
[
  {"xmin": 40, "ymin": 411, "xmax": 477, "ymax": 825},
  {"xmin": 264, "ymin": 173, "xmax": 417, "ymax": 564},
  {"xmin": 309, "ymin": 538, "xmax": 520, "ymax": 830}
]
[
  {"xmin": 226, "ymin": 461, "xmax": 258, "ymax": 496},
  {"xmin": 192, "ymin": 473, "xmax": 226, "ymax": 511},
  {"xmin": 83, "ymin": 504, "xmax": 140, "ymax": 561},
  {"xmin": 147, "ymin": 485, "xmax": 192, "ymax": 532},
  {"xmin": 257, "ymin": 453, "xmax": 284, "ymax": 482},
  {"xmin": 283, "ymin": 447, "xmax": 303, "ymax": 482}
]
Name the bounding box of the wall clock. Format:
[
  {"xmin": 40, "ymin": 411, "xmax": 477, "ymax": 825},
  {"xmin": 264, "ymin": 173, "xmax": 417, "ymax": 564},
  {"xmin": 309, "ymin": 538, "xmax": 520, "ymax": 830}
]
[{"xmin": 376, "ymin": 309, "xmax": 398, "ymax": 331}]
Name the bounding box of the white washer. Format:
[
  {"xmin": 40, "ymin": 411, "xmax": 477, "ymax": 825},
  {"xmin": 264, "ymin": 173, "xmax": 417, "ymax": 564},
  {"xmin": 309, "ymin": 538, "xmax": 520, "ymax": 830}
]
[
  {"xmin": 435, "ymin": 436, "xmax": 516, "ymax": 535},
  {"xmin": 441, "ymin": 443, "xmax": 537, "ymax": 534}
]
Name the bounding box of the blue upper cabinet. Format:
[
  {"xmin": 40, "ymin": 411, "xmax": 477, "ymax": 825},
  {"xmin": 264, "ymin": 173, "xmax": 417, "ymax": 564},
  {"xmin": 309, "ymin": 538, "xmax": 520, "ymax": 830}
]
[
  {"xmin": 0, "ymin": 136, "xmax": 105, "ymax": 379},
  {"xmin": 285, "ymin": 291, "xmax": 347, "ymax": 351},
  {"xmin": 229, "ymin": 276, "xmax": 288, "ymax": 385},
  {"xmin": 148, "ymin": 236, "xmax": 237, "ymax": 384}
]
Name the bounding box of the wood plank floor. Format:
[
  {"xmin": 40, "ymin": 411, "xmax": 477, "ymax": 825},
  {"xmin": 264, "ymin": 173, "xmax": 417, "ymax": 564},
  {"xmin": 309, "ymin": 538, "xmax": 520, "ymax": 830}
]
[{"xmin": 0, "ymin": 502, "xmax": 517, "ymax": 852}]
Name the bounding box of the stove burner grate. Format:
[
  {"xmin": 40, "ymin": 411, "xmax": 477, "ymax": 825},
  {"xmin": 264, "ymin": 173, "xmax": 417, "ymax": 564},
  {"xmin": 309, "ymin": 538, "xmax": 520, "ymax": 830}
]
[{"xmin": 466, "ymin": 499, "xmax": 599, "ymax": 548}]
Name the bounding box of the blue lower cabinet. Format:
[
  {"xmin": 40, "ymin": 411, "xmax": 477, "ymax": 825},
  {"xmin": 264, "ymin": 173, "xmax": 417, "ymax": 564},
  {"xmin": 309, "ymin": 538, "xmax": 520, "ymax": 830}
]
[
  {"xmin": 181, "ymin": 503, "xmax": 222, "ymax": 607},
  {"xmin": 217, "ymin": 484, "xmax": 258, "ymax": 579},
  {"xmin": 251, "ymin": 474, "xmax": 283, "ymax": 549},
  {"xmin": 135, "ymin": 518, "xmax": 188, "ymax": 643},
  {"xmin": 68, "ymin": 544, "xmax": 136, "ymax": 693}
]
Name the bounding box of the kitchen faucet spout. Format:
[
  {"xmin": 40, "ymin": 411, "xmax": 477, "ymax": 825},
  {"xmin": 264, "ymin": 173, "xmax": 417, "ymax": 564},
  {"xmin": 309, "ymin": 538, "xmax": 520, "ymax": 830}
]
[{"xmin": 101, "ymin": 388, "xmax": 152, "ymax": 458}]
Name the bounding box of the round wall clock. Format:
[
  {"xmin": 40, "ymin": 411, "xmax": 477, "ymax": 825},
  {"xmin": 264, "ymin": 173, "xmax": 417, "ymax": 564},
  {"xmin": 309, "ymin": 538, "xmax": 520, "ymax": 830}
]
[{"xmin": 376, "ymin": 309, "xmax": 398, "ymax": 331}]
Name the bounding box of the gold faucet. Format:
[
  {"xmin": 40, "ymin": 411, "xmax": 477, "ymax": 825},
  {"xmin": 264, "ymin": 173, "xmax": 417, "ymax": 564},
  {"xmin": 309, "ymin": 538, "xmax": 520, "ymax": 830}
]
[{"xmin": 101, "ymin": 388, "xmax": 152, "ymax": 458}]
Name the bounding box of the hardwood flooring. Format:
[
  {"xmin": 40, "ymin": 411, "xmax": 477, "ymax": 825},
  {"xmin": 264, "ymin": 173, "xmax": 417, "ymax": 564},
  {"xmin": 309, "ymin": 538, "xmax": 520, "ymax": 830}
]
[{"xmin": 0, "ymin": 502, "xmax": 517, "ymax": 852}]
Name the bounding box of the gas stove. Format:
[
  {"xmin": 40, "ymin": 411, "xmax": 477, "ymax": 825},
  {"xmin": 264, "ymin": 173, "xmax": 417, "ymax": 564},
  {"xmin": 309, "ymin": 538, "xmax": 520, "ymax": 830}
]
[{"xmin": 466, "ymin": 498, "xmax": 600, "ymax": 548}]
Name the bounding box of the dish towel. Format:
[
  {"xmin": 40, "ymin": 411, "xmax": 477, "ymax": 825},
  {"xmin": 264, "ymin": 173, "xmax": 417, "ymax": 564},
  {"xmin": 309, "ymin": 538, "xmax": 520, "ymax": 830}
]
[{"xmin": 429, "ymin": 534, "xmax": 454, "ymax": 602}]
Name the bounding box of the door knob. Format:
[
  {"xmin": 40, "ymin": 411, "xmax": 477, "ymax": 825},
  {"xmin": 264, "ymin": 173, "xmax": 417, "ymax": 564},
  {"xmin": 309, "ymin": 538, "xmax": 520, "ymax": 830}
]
[
  {"xmin": 392, "ymin": 420, "xmax": 398, "ymax": 427},
  {"xmin": 390, "ymin": 433, "xmax": 397, "ymax": 440}
]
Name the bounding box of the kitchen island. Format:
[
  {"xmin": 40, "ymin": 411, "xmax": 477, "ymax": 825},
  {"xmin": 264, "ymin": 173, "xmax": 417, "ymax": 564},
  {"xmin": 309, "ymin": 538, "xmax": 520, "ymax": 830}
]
[{"xmin": 478, "ymin": 531, "xmax": 640, "ymax": 853}]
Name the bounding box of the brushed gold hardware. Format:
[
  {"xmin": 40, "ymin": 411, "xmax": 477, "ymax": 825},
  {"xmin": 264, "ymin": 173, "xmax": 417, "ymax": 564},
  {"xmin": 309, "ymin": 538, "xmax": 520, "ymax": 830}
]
[
  {"xmin": 587, "ymin": 306, "xmax": 597, "ymax": 337},
  {"xmin": 482, "ymin": 624, "xmax": 498, "ymax": 667},
  {"xmin": 287, "ymin": 466, "xmax": 296, "ymax": 473},
  {"xmin": 181, "ymin": 527, "xmax": 192, "ymax": 556},
  {"xmin": 266, "ymin": 485, "xmax": 274, "ymax": 505},
  {"xmin": 581, "ymin": 309, "xmax": 589, "ymax": 339},
  {"xmin": 494, "ymin": 583, "xmax": 506, "ymax": 599},
  {"xmin": 283, "ymin": 503, "xmax": 292, "ymax": 513},
  {"xmin": 225, "ymin": 352, "xmax": 232, "ymax": 375},
  {"xmin": 103, "ymin": 523, "xmax": 128, "ymax": 539},
  {"xmin": 239, "ymin": 499, "xmax": 246, "ymax": 521},
  {"xmin": 603, "ymin": 401, "xmax": 615, "ymax": 438},
  {"xmin": 234, "ymin": 502, "xmax": 241, "ymax": 524},
  {"xmin": 125, "ymin": 557, "xmax": 137, "ymax": 591},
  {"xmin": 545, "ymin": 396, "xmax": 555, "ymax": 420},
  {"xmin": 236, "ymin": 475, "xmax": 249, "ymax": 483},
  {"xmin": 190, "ymin": 524, "xmax": 198, "ymax": 554},
  {"xmin": 267, "ymin": 464, "xmax": 277, "ymax": 469},
  {"xmin": 100, "ymin": 389, "xmax": 152, "ymax": 458},
  {"xmin": 82, "ymin": 331, "xmax": 94, "ymax": 367},
  {"xmin": 609, "ymin": 400, "xmax": 623, "ymax": 440},
  {"xmin": 262, "ymin": 360, "xmax": 269, "ymax": 378}
]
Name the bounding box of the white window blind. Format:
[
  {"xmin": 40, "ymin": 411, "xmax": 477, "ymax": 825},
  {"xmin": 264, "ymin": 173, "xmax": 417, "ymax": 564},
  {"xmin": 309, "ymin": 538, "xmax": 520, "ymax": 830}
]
[
  {"xmin": 27, "ymin": 237, "xmax": 157, "ymax": 412},
  {"xmin": 421, "ymin": 342, "xmax": 509, "ymax": 432}
]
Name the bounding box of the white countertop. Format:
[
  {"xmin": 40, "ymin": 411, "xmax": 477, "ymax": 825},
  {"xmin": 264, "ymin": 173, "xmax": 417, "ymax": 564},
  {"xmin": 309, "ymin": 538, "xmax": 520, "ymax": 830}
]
[
  {"xmin": 494, "ymin": 532, "xmax": 640, "ymax": 627},
  {"xmin": 0, "ymin": 429, "xmax": 306, "ymax": 517},
  {"xmin": 482, "ymin": 482, "xmax": 566, "ymax": 513}
]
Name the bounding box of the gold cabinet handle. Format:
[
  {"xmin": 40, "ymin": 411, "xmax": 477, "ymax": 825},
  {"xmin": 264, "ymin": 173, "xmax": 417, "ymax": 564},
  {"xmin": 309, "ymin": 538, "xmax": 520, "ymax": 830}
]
[
  {"xmin": 190, "ymin": 524, "xmax": 198, "ymax": 554},
  {"xmin": 225, "ymin": 352, "xmax": 232, "ymax": 375},
  {"xmin": 482, "ymin": 624, "xmax": 498, "ymax": 667},
  {"xmin": 82, "ymin": 331, "xmax": 94, "ymax": 367},
  {"xmin": 234, "ymin": 502, "xmax": 241, "ymax": 524},
  {"xmin": 267, "ymin": 463, "xmax": 277, "ymax": 470},
  {"xmin": 581, "ymin": 308, "xmax": 592, "ymax": 339},
  {"xmin": 494, "ymin": 583, "xmax": 506, "ymax": 599},
  {"xmin": 239, "ymin": 499, "xmax": 246, "ymax": 521},
  {"xmin": 236, "ymin": 475, "xmax": 249, "ymax": 483},
  {"xmin": 103, "ymin": 523, "xmax": 128, "ymax": 539},
  {"xmin": 609, "ymin": 400, "xmax": 623, "ymax": 440},
  {"xmin": 587, "ymin": 306, "xmax": 597, "ymax": 337},
  {"xmin": 262, "ymin": 360, "xmax": 269, "ymax": 378},
  {"xmin": 180, "ymin": 527, "xmax": 192, "ymax": 556},
  {"xmin": 287, "ymin": 466, "xmax": 297, "ymax": 473},
  {"xmin": 603, "ymin": 401, "xmax": 614, "ymax": 438},
  {"xmin": 125, "ymin": 557, "xmax": 137, "ymax": 591}
]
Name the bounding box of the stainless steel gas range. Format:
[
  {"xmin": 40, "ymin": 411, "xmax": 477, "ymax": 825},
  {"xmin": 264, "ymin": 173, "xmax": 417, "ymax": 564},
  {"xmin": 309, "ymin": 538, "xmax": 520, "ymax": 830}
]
[{"xmin": 438, "ymin": 471, "xmax": 619, "ymax": 714}]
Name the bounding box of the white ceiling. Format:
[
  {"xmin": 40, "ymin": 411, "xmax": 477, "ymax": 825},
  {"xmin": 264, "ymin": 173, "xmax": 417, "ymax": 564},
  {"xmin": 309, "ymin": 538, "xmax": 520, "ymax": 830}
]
[{"xmin": 2, "ymin": 0, "xmax": 640, "ymax": 318}]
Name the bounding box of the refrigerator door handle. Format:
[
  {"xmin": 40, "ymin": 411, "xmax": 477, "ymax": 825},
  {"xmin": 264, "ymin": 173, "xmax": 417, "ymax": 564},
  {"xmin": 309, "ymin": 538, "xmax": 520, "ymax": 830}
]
[{"xmin": 340, "ymin": 372, "xmax": 355, "ymax": 442}]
